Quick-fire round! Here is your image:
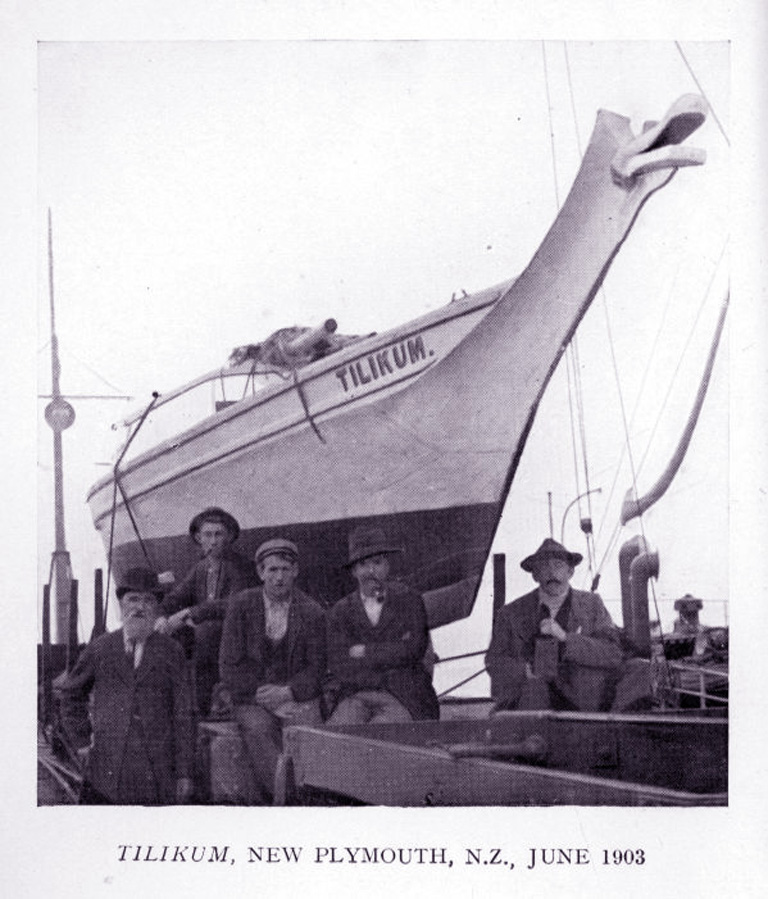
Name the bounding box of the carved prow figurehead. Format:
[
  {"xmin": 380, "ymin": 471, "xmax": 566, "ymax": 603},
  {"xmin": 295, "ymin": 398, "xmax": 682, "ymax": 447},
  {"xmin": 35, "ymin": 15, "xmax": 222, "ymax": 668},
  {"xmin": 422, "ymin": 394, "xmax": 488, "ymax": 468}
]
[{"xmin": 611, "ymin": 94, "xmax": 708, "ymax": 188}]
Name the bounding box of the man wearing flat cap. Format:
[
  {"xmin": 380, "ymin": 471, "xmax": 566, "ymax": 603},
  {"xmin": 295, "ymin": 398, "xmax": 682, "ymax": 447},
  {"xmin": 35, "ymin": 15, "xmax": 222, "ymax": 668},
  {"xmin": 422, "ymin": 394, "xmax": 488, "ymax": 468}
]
[
  {"xmin": 157, "ymin": 507, "xmax": 256, "ymax": 716},
  {"xmin": 59, "ymin": 568, "xmax": 194, "ymax": 805},
  {"xmin": 485, "ymin": 538, "xmax": 625, "ymax": 712},
  {"xmin": 219, "ymin": 538, "xmax": 326, "ymax": 803},
  {"xmin": 326, "ymin": 525, "xmax": 439, "ymax": 724}
]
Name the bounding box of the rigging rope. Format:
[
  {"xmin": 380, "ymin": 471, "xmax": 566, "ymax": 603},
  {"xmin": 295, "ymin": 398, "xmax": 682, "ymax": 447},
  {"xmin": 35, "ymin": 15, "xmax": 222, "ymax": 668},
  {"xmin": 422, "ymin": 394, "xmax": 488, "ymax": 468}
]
[
  {"xmin": 675, "ymin": 42, "xmax": 730, "ymax": 146},
  {"xmin": 543, "ymin": 40, "xmax": 598, "ymax": 576},
  {"xmin": 541, "ymin": 42, "xmax": 562, "ymax": 211},
  {"xmin": 635, "ymin": 241, "xmax": 729, "ymax": 478}
]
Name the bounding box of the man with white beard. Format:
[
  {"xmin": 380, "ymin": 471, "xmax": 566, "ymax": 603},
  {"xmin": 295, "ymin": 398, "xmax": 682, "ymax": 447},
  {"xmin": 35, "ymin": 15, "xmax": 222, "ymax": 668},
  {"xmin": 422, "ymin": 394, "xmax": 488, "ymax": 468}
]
[{"xmin": 60, "ymin": 567, "xmax": 194, "ymax": 805}]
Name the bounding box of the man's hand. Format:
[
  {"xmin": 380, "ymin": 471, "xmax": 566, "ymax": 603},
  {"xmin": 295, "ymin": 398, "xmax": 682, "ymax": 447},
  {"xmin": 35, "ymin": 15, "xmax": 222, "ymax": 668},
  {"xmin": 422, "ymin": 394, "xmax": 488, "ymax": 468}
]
[
  {"xmin": 349, "ymin": 644, "xmax": 366, "ymax": 659},
  {"xmin": 255, "ymin": 683, "xmax": 293, "ymax": 711},
  {"xmin": 76, "ymin": 745, "xmax": 91, "ymax": 769},
  {"xmin": 165, "ymin": 609, "xmax": 192, "ymax": 634},
  {"xmin": 539, "ymin": 617, "xmax": 567, "ymax": 642},
  {"xmin": 176, "ymin": 777, "xmax": 194, "ymax": 804}
]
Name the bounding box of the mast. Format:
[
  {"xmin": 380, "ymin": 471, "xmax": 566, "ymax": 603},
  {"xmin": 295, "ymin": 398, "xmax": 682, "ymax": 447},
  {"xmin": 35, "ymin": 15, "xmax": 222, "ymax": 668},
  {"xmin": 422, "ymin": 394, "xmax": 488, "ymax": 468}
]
[{"xmin": 43, "ymin": 209, "xmax": 76, "ymax": 642}]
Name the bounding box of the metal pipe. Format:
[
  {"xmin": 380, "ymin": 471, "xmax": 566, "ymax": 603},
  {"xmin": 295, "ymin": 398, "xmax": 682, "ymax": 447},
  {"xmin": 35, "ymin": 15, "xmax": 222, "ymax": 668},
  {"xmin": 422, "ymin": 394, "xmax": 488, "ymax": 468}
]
[
  {"xmin": 628, "ymin": 551, "xmax": 659, "ymax": 657},
  {"xmin": 93, "ymin": 569, "xmax": 104, "ymax": 638},
  {"xmin": 492, "ymin": 553, "xmax": 506, "ymax": 629},
  {"xmin": 561, "ymin": 488, "xmax": 601, "ymax": 544},
  {"xmin": 618, "ymin": 535, "xmax": 649, "ymax": 634},
  {"xmin": 41, "ymin": 583, "xmax": 52, "ymax": 728},
  {"xmin": 66, "ymin": 579, "xmax": 79, "ymax": 672}
]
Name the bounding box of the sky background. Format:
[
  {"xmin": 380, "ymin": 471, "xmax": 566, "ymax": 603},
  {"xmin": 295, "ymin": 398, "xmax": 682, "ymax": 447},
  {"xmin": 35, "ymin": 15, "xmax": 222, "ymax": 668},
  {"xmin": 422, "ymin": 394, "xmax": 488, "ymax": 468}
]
[
  {"xmin": 4, "ymin": 2, "xmax": 766, "ymax": 893},
  {"xmin": 37, "ymin": 39, "xmax": 731, "ymax": 692}
]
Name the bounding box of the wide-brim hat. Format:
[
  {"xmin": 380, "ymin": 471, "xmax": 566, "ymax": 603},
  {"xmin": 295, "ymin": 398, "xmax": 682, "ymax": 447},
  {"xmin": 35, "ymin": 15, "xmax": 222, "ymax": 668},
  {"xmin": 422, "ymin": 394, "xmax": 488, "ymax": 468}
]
[
  {"xmin": 674, "ymin": 594, "xmax": 703, "ymax": 612},
  {"xmin": 255, "ymin": 538, "xmax": 299, "ymax": 567},
  {"xmin": 345, "ymin": 525, "xmax": 403, "ymax": 567},
  {"xmin": 189, "ymin": 507, "xmax": 240, "ymax": 542},
  {"xmin": 520, "ymin": 538, "xmax": 582, "ymax": 572},
  {"xmin": 116, "ymin": 567, "xmax": 164, "ymax": 600}
]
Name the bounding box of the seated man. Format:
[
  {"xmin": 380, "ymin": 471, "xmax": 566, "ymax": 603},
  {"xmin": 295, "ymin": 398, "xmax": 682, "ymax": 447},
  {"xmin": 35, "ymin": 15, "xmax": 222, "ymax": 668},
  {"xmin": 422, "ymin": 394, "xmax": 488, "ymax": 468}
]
[
  {"xmin": 59, "ymin": 568, "xmax": 193, "ymax": 805},
  {"xmin": 327, "ymin": 525, "xmax": 439, "ymax": 724},
  {"xmin": 219, "ymin": 538, "xmax": 326, "ymax": 804},
  {"xmin": 156, "ymin": 507, "xmax": 256, "ymax": 715},
  {"xmin": 486, "ymin": 538, "xmax": 626, "ymax": 713}
]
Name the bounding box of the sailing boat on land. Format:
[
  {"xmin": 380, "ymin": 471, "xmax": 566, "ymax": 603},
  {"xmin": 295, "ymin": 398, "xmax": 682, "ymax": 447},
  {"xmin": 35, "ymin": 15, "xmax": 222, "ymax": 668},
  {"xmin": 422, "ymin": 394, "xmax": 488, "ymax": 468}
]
[{"xmin": 87, "ymin": 93, "xmax": 714, "ymax": 637}]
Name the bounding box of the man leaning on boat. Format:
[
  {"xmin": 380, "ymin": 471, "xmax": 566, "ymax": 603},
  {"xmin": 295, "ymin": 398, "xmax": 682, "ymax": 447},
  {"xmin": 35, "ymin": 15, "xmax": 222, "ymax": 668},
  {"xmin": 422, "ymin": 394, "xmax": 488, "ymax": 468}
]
[
  {"xmin": 486, "ymin": 538, "xmax": 650, "ymax": 713},
  {"xmin": 155, "ymin": 507, "xmax": 256, "ymax": 716}
]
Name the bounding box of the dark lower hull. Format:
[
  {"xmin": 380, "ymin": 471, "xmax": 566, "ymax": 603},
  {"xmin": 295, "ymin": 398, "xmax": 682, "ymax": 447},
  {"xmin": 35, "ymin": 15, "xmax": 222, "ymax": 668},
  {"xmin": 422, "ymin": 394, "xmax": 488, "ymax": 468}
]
[{"xmin": 110, "ymin": 501, "xmax": 499, "ymax": 624}]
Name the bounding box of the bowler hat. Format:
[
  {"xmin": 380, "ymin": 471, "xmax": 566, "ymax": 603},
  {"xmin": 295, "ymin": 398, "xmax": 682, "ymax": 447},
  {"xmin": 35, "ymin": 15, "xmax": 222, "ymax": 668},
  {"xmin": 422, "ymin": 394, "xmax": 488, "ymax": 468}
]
[
  {"xmin": 255, "ymin": 538, "xmax": 299, "ymax": 567},
  {"xmin": 189, "ymin": 507, "xmax": 240, "ymax": 542},
  {"xmin": 345, "ymin": 525, "xmax": 403, "ymax": 567},
  {"xmin": 520, "ymin": 538, "xmax": 582, "ymax": 572},
  {"xmin": 116, "ymin": 567, "xmax": 164, "ymax": 600}
]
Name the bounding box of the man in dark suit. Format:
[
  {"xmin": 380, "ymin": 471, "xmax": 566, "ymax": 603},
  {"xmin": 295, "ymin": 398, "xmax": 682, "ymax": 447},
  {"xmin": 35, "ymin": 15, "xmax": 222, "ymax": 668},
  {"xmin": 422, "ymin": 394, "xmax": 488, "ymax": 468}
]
[
  {"xmin": 219, "ymin": 538, "xmax": 326, "ymax": 804},
  {"xmin": 486, "ymin": 538, "xmax": 627, "ymax": 712},
  {"xmin": 60, "ymin": 568, "xmax": 194, "ymax": 805},
  {"xmin": 326, "ymin": 525, "xmax": 439, "ymax": 724},
  {"xmin": 157, "ymin": 507, "xmax": 256, "ymax": 716}
]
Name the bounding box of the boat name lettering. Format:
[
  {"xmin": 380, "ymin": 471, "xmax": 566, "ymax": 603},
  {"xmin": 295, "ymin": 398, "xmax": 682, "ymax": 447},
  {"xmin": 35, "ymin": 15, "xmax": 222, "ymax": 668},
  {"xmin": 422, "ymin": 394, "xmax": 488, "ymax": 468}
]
[{"xmin": 334, "ymin": 334, "xmax": 429, "ymax": 392}]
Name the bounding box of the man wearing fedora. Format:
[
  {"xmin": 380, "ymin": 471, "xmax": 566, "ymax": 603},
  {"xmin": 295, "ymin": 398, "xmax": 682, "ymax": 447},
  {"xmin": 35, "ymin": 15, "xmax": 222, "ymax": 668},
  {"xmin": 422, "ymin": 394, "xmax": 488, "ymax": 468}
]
[
  {"xmin": 219, "ymin": 538, "xmax": 326, "ymax": 804},
  {"xmin": 157, "ymin": 507, "xmax": 256, "ymax": 716},
  {"xmin": 326, "ymin": 525, "xmax": 439, "ymax": 725},
  {"xmin": 485, "ymin": 538, "xmax": 625, "ymax": 713},
  {"xmin": 60, "ymin": 568, "xmax": 194, "ymax": 805}
]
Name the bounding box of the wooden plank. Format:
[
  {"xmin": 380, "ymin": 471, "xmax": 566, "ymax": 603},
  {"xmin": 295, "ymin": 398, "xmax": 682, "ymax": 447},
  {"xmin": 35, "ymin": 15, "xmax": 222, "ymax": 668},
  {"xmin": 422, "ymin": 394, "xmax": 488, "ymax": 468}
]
[{"xmin": 280, "ymin": 711, "xmax": 727, "ymax": 806}]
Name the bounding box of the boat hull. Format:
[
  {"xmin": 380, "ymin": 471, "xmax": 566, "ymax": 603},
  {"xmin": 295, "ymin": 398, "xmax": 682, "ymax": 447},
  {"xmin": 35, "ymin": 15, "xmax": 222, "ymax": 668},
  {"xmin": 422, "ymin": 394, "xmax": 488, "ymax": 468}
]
[{"xmin": 87, "ymin": 100, "xmax": 705, "ymax": 623}]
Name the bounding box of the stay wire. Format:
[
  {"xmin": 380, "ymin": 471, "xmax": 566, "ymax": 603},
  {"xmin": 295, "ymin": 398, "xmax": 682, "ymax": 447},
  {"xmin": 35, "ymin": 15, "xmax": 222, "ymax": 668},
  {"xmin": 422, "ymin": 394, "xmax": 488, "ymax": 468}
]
[
  {"xmin": 675, "ymin": 42, "xmax": 730, "ymax": 147},
  {"xmin": 541, "ymin": 41, "xmax": 561, "ymax": 212},
  {"xmin": 559, "ymin": 40, "xmax": 598, "ymax": 575},
  {"xmin": 635, "ymin": 241, "xmax": 728, "ymax": 477}
]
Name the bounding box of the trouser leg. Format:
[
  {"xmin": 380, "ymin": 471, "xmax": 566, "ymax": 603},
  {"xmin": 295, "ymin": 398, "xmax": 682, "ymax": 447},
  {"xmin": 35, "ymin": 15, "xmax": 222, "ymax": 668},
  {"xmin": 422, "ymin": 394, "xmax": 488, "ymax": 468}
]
[
  {"xmin": 193, "ymin": 621, "xmax": 223, "ymax": 716},
  {"xmin": 328, "ymin": 691, "xmax": 412, "ymax": 724},
  {"xmin": 233, "ymin": 704, "xmax": 282, "ymax": 803},
  {"xmin": 516, "ymin": 677, "xmax": 554, "ymax": 710},
  {"xmin": 610, "ymin": 659, "xmax": 653, "ymax": 711},
  {"xmin": 327, "ymin": 695, "xmax": 369, "ymax": 725},
  {"xmin": 367, "ymin": 692, "xmax": 413, "ymax": 723}
]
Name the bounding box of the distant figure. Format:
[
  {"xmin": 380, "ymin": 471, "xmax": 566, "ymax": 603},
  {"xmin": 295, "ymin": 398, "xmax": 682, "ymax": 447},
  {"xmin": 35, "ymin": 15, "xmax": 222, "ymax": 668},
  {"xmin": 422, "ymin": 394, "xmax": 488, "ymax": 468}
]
[
  {"xmin": 219, "ymin": 539, "xmax": 326, "ymax": 804},
  {"xmin": 60, "ymin": 568, "xmax": 193, "ymax": 805},
  {"xmin": 326, "ymin": 525, "xmax": 439, "ymax": 725},
  {"xmin": 486, "ymin": 538, "xmax": 643, "ymax": 713},
  {"xmin": 157, "ymin": 507, "xmax": 256, "ymax": 715},
  {"xmin": 672, "ymin": 594, "xmax": 704, "ymax": 635}
]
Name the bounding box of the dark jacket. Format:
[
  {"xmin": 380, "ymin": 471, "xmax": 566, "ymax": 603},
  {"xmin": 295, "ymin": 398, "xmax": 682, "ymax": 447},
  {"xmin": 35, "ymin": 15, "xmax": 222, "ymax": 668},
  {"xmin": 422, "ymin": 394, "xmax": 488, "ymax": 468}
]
[
  {"xmin": 59, "ymin": 629, "xmax": 193, "ymax": 804},
  {"xmin": 485, "ymin": 587, "xmax": 623, "ymax": 710},
  {"xmin": 327, "ymin": 581, "xmax": 439, "ymax": 721},
  {"xmin": 162, "ymin": 551, "xmax": 256, "ymax": 623},
  {"xmin": 219, "ymin": 587, "xmax": 327, "ymax": 704}
]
